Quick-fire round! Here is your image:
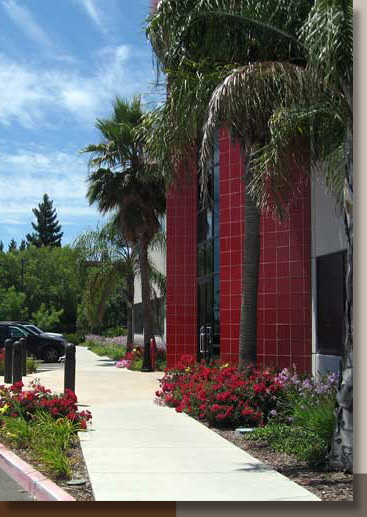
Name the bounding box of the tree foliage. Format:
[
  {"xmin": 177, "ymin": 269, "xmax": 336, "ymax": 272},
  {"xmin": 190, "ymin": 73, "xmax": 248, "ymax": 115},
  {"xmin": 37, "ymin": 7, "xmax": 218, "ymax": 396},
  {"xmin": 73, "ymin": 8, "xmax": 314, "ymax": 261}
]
[{"xmin": 26, "ymin": 194, "xmax": 63, "ymax": 247}]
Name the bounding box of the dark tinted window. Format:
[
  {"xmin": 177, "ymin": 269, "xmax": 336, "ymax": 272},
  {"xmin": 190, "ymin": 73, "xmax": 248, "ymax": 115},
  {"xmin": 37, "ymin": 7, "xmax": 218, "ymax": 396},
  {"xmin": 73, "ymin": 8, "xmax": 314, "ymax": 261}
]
[{"xmin": 317, "ymin": 251, "xmax": 346, "ymax": 356}]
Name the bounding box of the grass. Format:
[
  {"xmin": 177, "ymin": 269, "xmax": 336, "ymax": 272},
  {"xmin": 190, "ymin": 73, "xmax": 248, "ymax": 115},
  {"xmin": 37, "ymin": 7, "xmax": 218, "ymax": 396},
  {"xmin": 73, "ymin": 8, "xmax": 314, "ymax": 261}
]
[{"xmin": 82, "ymin": 341, "xmax": 126, "ymax": 361}]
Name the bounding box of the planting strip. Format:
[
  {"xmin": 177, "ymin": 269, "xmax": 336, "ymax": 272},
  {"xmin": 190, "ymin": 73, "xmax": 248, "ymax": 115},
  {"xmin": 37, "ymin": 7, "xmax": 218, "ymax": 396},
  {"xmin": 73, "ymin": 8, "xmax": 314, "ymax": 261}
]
[{"xmin": 0, "ymin": 441, "xmax": 75, "ymax": 501}]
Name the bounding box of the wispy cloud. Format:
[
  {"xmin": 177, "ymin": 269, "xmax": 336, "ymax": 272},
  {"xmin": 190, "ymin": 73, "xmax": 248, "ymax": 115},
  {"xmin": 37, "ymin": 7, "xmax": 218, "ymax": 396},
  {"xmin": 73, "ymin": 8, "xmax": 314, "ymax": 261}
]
[
  {"xmin": 74, "ymin": 0, "xmax": 108, "ymax": 34},
  {"xmin": 0, "ymin": 147, "xmax": 101, "ymax": 231},
  {"xmin": 0, "ymin": 45, "xmax": 154, "ymax": 128},
  {"xmin": 1, "ymin": 0, "xmax": 54, "ymax": 48}
]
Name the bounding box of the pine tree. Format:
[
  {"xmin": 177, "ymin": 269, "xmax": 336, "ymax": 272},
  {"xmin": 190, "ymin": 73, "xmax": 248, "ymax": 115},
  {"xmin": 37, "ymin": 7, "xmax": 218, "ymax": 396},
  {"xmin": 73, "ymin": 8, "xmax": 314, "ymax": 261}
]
[
  {"xmin": 26, "ymin": 194, "xmax": 63, "ymax": 247},
  {"xmin": 19, "ymin": 239, "xmax": 27, "ymax": 251},
  {"xmin": 8, "ymin": 239, "xmax": 17, "ymax": 252},
  {"xmin": 0, "ymin": 240, "xmax": 4, "ymax": 253}
]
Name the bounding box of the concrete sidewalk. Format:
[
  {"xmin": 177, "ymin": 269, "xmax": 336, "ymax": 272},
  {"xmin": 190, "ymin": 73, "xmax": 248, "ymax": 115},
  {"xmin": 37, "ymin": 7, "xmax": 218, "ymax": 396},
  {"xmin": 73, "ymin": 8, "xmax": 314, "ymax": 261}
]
[{"xmin": 25, "ymin": 347, "xmax": 320, "ymax": 501}]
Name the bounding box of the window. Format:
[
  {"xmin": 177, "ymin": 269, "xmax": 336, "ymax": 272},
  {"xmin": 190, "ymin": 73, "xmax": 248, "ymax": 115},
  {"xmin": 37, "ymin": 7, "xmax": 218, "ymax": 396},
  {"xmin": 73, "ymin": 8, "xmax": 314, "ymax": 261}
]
[{"xmin": 316, "ymin": 250, "xmax": 346, "ymax": 356}]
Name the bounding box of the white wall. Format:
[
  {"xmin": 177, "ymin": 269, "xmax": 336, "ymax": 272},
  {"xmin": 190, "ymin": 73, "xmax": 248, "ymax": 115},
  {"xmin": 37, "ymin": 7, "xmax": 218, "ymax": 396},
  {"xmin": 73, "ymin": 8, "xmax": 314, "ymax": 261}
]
[
  {"xmin": 311, "ymin": 173, "xmax": 347, "ymax": 377},
  {"xmin": 133, "ymin": 216, "xmax": 167, "ymax": 342}
]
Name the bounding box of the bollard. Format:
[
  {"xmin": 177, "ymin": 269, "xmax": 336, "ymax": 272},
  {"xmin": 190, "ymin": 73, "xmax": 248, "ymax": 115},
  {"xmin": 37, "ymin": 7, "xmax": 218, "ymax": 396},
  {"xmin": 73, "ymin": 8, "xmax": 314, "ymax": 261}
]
[
  {"xmin": 64, "ymin": 343, "xmax": 76, "ymax": 393},
  {"xmin": 12, "ymin": 340, "xmax": 23, "ymax": 384},
  {"xmin": 19, "ymin": 337, "xmax": 27, "ymax": 376},
  {"xmin": 150, "ymin": 338, "xmax": 156, "ymax": 371},
  {"xmin": 141, "ymin": 341, "xmax": 152, "ymax": 372},
  {"xmin": 4, "ymin": 339, "xmax": 13, "ymax": 383}
]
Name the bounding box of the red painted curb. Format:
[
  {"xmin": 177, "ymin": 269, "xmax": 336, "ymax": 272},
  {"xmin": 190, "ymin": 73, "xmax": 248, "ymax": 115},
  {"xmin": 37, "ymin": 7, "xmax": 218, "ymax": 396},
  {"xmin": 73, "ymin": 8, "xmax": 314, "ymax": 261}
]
[{"xmin": 0, "ymin": 442, "xmax": 75, "ymax": 501}]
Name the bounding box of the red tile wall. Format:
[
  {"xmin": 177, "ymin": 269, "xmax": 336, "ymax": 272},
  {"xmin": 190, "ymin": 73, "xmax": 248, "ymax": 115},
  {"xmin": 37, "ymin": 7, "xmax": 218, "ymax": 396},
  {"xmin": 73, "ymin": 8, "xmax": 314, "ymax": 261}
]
[
  {"xmin": 218, "ymin": 128, "xmax": 245, "ymax": 366},
  {"xmin": 166, "ymin": 165, "xmax": 197, "ymax": 368},
  {"xmin": 166, "ymin": 129, "xmax": 312, "ymax": 374}
]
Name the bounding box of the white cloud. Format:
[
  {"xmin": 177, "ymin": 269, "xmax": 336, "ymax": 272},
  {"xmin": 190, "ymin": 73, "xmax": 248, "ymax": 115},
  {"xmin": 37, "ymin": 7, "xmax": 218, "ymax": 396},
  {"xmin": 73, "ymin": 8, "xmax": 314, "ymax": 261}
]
[
  {"xmin": 74, "ymin": 0, "xmax": 108, "ymax": 34},
  {"xmin": 0, "ymin": 44, "xmax": 153, "ymax": 128},
  {"xmin": 0, "ymin": 148, "xmax": 95, "ymax": 223},
  {"xmin": 1, "ymin": 0, "xmax": 54, "ymax": 48}
]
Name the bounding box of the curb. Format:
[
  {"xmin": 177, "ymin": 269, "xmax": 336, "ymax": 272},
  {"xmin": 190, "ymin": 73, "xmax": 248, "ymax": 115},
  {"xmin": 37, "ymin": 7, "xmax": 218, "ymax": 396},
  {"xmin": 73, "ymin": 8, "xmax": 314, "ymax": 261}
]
[{"xmin": 0, "ymin": 442, "xmax": 75, "ymax": 501}]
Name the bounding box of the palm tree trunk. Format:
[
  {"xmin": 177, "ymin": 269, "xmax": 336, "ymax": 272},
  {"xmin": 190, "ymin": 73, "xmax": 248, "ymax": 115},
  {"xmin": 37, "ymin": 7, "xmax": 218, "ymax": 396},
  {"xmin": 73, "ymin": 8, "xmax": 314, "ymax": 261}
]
[
  {"xmin": 126, "ymin": 275, "xmax": 134, "ymax": 352},
  {"xmin": 139, "ymin": 235, "xmax": 153, "ymax": 371},
  {"xmin": 328, "ymin": 126, "xmax": 353, "ymax": 472},
  {"xmin": 239, "ymin": 156, "xmax": 261, "ymax": 369}
]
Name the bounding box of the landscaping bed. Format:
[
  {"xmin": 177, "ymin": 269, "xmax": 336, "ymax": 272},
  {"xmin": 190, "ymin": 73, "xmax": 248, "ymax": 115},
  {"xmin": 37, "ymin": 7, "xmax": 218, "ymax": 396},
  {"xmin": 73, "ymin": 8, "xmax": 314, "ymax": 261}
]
[
  {"xmin": 81, "ymin": 336, "xmax": 167, "ymax": 371},
  {"xmin": 0, "ymin": 380, "xmax": 94, "ymax": 501}
]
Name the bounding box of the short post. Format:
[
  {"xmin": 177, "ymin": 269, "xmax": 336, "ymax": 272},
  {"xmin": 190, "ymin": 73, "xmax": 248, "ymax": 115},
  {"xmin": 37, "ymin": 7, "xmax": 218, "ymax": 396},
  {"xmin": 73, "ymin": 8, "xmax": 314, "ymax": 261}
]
[
  {"xmin": 141, "ymin": 341, "xmax": 152, "ymax": 372},
  {"xmin": 150, "ymin": 338, "xmax": 156, "ymax": 371},
  {"xmin": 4, "ymin": 339, "xmax": 13, "ymax": 383},
  {"xmin": 19, "ymin": 337, "xmax": 27, "ymax": 376},
  {"xmin": 64, "ymin": 343, "xmax": 76, "ymax": 393},
  {"xmin": 12, "ymin": 340, "xmax": 22, "ymax": 384}
]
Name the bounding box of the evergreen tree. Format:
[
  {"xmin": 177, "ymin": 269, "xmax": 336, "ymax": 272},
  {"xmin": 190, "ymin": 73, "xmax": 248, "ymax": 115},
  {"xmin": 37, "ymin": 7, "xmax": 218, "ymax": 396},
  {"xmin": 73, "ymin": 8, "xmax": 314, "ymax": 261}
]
[
  {"xmin": 8, "ymin": 239, "xmax": 17, "ymax": 252},
  {"xmin": 0, "ymin": 240, "xmax": 4, "ymax": 253},
  {"xmin": 26, "ymin": 194, "xmax": 63, "ymax": 247},
  {"xmin": 19, "ymin": 239, "xmax": 27, "ymax": 251}
]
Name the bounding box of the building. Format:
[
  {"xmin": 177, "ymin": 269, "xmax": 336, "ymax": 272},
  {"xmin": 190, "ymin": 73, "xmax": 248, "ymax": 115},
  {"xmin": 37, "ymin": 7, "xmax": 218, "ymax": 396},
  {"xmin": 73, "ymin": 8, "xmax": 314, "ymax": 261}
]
[{"xmin": 165, "ymin": 128, "xmax": 346, "ymax": 375}]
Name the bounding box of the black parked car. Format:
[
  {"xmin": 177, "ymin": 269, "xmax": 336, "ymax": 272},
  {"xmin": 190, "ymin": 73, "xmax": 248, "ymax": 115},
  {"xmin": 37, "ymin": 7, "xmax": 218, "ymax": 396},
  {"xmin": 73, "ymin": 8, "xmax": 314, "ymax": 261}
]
[{"xmin": 0, "ymin": 322, "xmax": 66, "ymax": 362}]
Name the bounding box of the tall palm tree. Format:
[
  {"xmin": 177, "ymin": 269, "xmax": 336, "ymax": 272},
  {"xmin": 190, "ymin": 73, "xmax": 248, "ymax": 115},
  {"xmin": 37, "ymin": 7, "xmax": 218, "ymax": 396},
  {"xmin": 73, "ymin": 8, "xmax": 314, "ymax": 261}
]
[
  {"xmin": 144, "ymin": 0, "xmax": 313, "ymax": 367},
  {"xmin": 82, "ymin": 97, "xmax": 166, "ymax": 370},
  {"xmin": 198, "ymin": 0, "xmax": 352, "ymax": 473}
]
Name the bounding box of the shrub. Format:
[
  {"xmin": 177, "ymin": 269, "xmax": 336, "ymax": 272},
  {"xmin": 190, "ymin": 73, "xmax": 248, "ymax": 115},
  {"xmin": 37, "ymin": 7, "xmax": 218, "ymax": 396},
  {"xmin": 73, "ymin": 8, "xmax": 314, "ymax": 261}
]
[
  {"xmin": 64, "ymin": 333, "xmax": 83, "ymax": 345},
  {"xmin": 246, "ymin": 367, "xmax": 339, "ymax": 468},
  {"xmin": 0, "ymin": 380, "xmax": 92, "ymax": 429},
  {"xmin": 155, "ymin": 356, "xmax": 282, "ymax": 428},
  {"xmin": 102, "ymin": 326, "xmax": 127, "ymax": 338}
]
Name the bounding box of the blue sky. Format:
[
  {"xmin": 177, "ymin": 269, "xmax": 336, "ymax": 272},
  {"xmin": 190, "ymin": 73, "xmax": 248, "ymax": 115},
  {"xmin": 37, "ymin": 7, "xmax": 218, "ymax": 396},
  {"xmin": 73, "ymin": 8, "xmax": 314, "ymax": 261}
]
[{"xmin": 0, "ymin": 0, "xmax": 163, "ymax": 249}]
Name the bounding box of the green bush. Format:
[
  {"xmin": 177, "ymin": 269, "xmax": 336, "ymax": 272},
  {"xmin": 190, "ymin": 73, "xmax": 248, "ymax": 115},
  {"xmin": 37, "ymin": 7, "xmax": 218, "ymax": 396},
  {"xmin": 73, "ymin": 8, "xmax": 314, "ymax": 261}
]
[
  {"xmin": 64, "ymin": 333, "xmax": 83, "ymax": 345},
  {"xmin": 102, "ymin": 326, "xmax": 127, "ymax": 338},
  {"xmin": 247, "ymin": 395, "xmax": 336, "ymax": 469}
]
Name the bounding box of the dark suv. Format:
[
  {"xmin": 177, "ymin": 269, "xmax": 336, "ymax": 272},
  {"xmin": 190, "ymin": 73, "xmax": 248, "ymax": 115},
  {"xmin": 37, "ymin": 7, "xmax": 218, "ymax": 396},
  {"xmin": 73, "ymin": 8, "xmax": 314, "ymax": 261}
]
[{"xmin": 0, "ymin": 322, "xmax": 66, "ymax": 362}]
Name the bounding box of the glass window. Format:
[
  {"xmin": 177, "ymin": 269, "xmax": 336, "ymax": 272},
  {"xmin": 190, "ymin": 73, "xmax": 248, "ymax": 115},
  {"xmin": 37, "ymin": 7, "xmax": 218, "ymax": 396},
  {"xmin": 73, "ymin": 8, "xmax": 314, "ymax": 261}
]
[
  {"xmin": 205, "ymin": 240, "xmax": 214, "ymax": 275},
  {"xmin": 214, "ymin": 238, "xmax": 220, "ymax": 273},
  {"xmin": 10, "ymin": 327, "xmax": 26, "ymax": 339},
  {"xmin": 198, "ymin": 244, "xmax": 205, "ymax": 277},
  {"xmin": 206, "ymin": 208, "xmax": 213, "ymax": 240},
  {"xmin": 316, "ymin": 251, "xmax": 346, "ymax": 356},
  {"xmin": 214, "ymin": 273, "xmax": 220, "ymax": 309}
]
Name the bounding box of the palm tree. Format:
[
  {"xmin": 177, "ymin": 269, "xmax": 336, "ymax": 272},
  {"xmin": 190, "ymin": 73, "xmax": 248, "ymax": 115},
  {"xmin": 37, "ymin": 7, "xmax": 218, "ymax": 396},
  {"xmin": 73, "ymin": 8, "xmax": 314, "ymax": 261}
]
[
  {"xmin": 198, "ymin": 0, "xmax": 352, "ymax": 473},
  {"xmin": 144, "ymin": 0, "xmax": 313, "ymax": 366},
  {"xmin": 146, "ymin": 0, "xmax": 352, "ymax": 471},
  {"xmin": 73, "ymin": 220, "xmax": 138, "ymax": 348},
  {"xmin": 82, "ymin": 96, "xmax": 166, "ymax": 370}
]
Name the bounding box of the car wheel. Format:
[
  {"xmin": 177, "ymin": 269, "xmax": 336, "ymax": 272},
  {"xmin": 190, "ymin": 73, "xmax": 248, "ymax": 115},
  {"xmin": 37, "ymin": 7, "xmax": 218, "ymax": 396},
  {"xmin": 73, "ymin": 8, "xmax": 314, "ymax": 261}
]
[{"xmin": 43, "ymin": 346, "xmax": 60, "ymax": 363}]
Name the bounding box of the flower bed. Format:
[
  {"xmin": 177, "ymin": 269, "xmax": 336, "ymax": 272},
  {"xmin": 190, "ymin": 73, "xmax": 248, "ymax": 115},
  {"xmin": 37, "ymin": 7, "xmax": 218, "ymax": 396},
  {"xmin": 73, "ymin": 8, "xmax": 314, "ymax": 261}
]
[
  {"xmin": 0, "ymin": 381, "xmax": 92, "ymax": 480},
  {"xmin": 0, "ymin": 380, "xmax": 92, "ymax": 429},
  {"xmin": 116, "ymin": 345, "xmax": 167, "ymax": 371},
  {"xmin": 155, "ymin": 355, "xmax": 283, "ymax": 428}
]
